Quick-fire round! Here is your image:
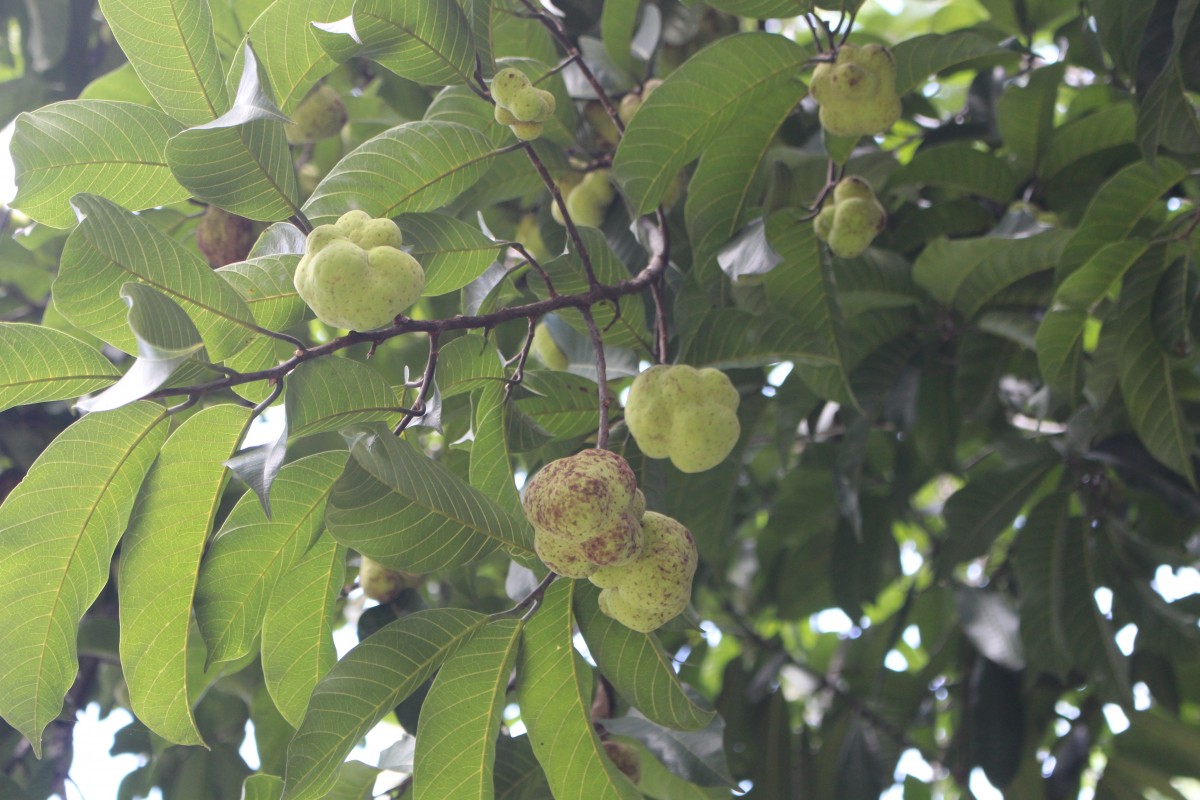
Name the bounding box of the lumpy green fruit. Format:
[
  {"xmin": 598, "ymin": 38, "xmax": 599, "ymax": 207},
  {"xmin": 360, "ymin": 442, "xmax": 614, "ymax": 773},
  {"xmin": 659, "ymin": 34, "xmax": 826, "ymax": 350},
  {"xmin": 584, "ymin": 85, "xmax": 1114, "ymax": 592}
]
[
  {"xmin": 293, "ymin": 209, "xmax": 425, "ymax": 330},
  {"xmin": 809, "ymin": 43, "xmax": 900, "ymax": 138},
  {"xmin": 491, "ymin": 68, "xmax": 555, "ymax": 140},
  {"xmin": 515, "ymin": 213, "xmax": 552, "ymax": 263},
  {"xmin": 195, "ymin": 206, "xmax": 256, "ymax": 268},
  {"xmin": 589, "ymin": 512, "xmax": 697, "ymax": 633},
  {"xmin": 532, "ymin": 321, "xmax": 569, "ymax": 370},
  {"xmin": 359, "ymin": 556, "xmax": 411, "ymax": 603},
  {"xmin": 813, "ymin": 176, "xmax": 887, "ymax": 258},
  {"xmin": 285, "ymin": 84, "xmax": 347, "ymax": 144},
  {"xmin": 617, "ymin": 78, "xmax": 661, "ymax": 125},
  {"xmin": 522, "ymin": 449, "xmax": 645, "ymax": 578},
  {"xmin": 625, "ymin": 364, "xmax": 740, "ymax": 473},
  {"xmin": 603, "ymin": 740, "xmax": 643, "ymax": 784},
  {"xmin": 553, "ymin": 170, "xmax": 615, "ymax": 228}
]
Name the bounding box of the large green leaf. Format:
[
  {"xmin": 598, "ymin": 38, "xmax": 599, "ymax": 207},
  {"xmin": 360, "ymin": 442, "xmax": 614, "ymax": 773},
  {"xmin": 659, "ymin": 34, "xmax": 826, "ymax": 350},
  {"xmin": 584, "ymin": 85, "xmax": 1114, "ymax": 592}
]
[
  {"xmin": 10, "ymin": 101, "xmax": 189, "ymax": 228},
  {"xmin": 55, "ymin": 193, "xmax": 257, "ymax": 358},
  {"xmin": 217, "ymin": 254, "xmax": 308, "ymax": 331},
  {"xmin": 325, "ymin": 424, "xmax": 534, "ymax": 571},
  {"xmin": 353, "ymin": 0, "xmax": 477, "ymax": 86},
  {"xmin": 494, "ymin": 735, "xmax": 553, "ymax": 799},
  {"xmin": 613, "ymin": 32, "xmax": 808, "ymax": 214},
  {"xmin": 470, "ymin": 382, "xmax": 525, "ymax": 519},
  {"xmin": 303, "ymin": 121, "xmax": 497, "ymax": 224},
  {"xmin": 97, "ymin": 0, "xmax": 228, "ymax": 124},
  {"xmin": 261, "ymin": 534, "xmax": 345, "ymax": 727},
  {"xmin": 195, "ymin": 451, "xmax": 346, "ymax": 666},
  {"xmin": 681, "ymin": 309, "xmax": 834, "ymax": 369},
  {"xmin": 887, "ymin": 145, "xmax": 1021, "ymax": 203},
  {"xmin": 516, "ymin": 371, "xmax": 600, "ymax": 439},
  {"xmin": 282, "ymin": 609, "xmax": 486, "ymax": 800},
  {"xmin": 118, "ymin": 404, "xmax": 252, "ymax": 746},
  {"xmin": 436, "ymin": 333, "xmax": 506, "ymax": 398},
  {"xmin": 1039, "ymin": 103, "xmax": 1137, "ymax": 179},
  {"xmin": 996, "ymin": 63, "xmax": 1064, "ymax": 173},
  {"xmin": 1013, "ymin": 493, "xmax": 1072, "ymax": 679},
  {"xmin": 1116, "ymin": 253, "xmax": 1196, "ymax": 486},
  {"xmin": 285, "ymin": 357, "xmax": 401, "ymax": 438},
  {"xmin": 396, "ymin": 213, "xmax": 502, "ymax": 296},
  {"xmin": 892, "ymin": 31, "xmax": 1017, "ymax": 95},
  {"xmin": 412, "ymin": 618, "xmax": 524, "ymax": 799},
  {"xmin": 600, "ymin": 0, "xmax": 641, "ymax": 76},
  {"xmin": 0, "ymin": 403, "xmax": 168, "ymax": 756},
  {"xmin": 517, "ymin": 579, "xmax": 643, "ymax": 800},
  {"xmin": 574, "ymin": 583, "xmax": 715, "ymax": 731},
  {"xmin": 165, "ymin": 44, "xmax": 301, "ymax": 222},
  {"xmin": 249, "ymin": 0, "xmax": 354, "ymax": 114},
  {"xmin": 685, "ymin": 81, "xmax": 803, "ymax": 281},
  {"xmin": 0, "ymin": 323, "xmax": 119, "ymax": 413}
]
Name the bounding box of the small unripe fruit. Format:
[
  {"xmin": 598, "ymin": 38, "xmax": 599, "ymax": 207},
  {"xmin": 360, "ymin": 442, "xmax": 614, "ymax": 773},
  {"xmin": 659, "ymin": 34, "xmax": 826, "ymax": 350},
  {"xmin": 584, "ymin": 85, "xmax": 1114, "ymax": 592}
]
[
  {"xmin": 359, "ymin": 556, "xmax": 412, "ymax": 603},
  {"xmin": 617, "ymin": 78, "xmax": 661, "ymax": 125},
  {"xmin": 490, "ymin": 68, "xmax": 531, "ymax": 107},
  {"xmin": 285, "ymin": 84, "xmax": 347, "ymax": 144},
  {"xmin": 195, "ymin": 206, "xmax": 256, "ymax": 268},
  {"xmin": 532, "ymin": 321, "xmax": 569, "ymax": 370},
  {"xmin": 555, "ymin": 170, "xmax": 615, "ymax": 228},
  {"xmin": 293, "ymin": 210, "xmax": 425, "ymax": 330},
  {"xmin": 515, "ymin": 213, "xmax": 551, "ymax": 263},
  {"xmin": 589, "ymin": 512, "xmax": 697, "ymax": 633},
  {"xmin": 813, "ymin": 176, "xmax": 887, "ymax": 259},
  {"xmin": 510, "ymin": 120, "xmax": 544, "ymax": 141},
  {"xmin": 809, "ymin": 43, "xmax": 900, "ymax": 138},
  {"xmin": 522, "ymin": 449, "xmax": 645, "ymax": 578},
  {"xmin": 625, "ymin": 365, "xmax": 740, "ymax": 473},
  {"xmin": 492, "ymin": 69, "xmax": 555, "ymax": 140},
  {"xmin": 603, "ymin": 740, "xmax": 643, "ymax": 784}
]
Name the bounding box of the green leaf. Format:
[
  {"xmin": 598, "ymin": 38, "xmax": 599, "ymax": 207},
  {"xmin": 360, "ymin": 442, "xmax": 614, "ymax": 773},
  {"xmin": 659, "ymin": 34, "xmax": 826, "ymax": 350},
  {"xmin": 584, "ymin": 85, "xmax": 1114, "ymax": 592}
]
[
  {"xmin": 436, "ymin": 334, "xmax": 506, "ymax": 399},
  {"xmin": 574, "ymin": 583, "xmax": 715, "ymax": 731},
  {"xmin": 887, "ymin": 145, "xmax": 1021, "ymax": 203},
  {"xmin": 494, "ymin": 735, "xmax": 553, "ymax": 800},
  {"xmin": 327, "ymin": 423, "xmax": 534, "ymax": 571},
  {"xmin": 10, "ymin": 101, "xmax": 189, "ymax": 228},
  {"xmin": 1116, "ymin": 252, "xmax": 1196, "ymax": 486},
  {"xmin": 217, "ymin": 254, "xmax": 308, "ymax": 332},
  {"xmin": 1039, "ymin": 102, "xmax": 1137, "ymax": 179},
  {"xmin": 285, "ymin": 357, "xmax": 401, "ymax": 438},
  {"xmin": 1053, "ymin": 240, "xmax": 1150, "ymax": 310},
  {"xmin": 517, "ymin": 579, "xmax": 643, "ymax": 800},
  {"xmin": 242, "ymin": 774, "xmax": 285, "ymax": 800},
  {"xmin": 165, "ymin": 44, "xmax": 302, "ymax": 222},
  {"xmin": 613, "ymin": 32, "xmax": 808, "ymax": 214},
  {"xmin": 195, "ymin": 451, "xmax": 346, "ymax": 666},
  {"xmin": 1034, "ymin": 308, "xmax": 1087, "ymax": 398},
  {"xmin": 353, "ymin": 0, "xmax": 477, "ymax": 86},
  {"xmin": 892, "ymin": 31, "xmax": 1017, "ymax": 95},
  {"xmin": 74, "ymin": 283, "xmax": 207, "ymax": 414},
  {"xmin": 516, "ymin": 371, "xmax": 600, "ymax": 439},
  {"xmin": 601, "ymin": 0, "xmax": 641, "ymax": 76},
  {"xmin": 1014, "ymin": 493, "xmax": 1072, "ymax": 679},
  {"xmin": 602, "ymin": 709, "xmax": 738, "ymax": 789},
  {"xmin": 470, "ymin": 382, "xmax": 525, "ymax": 520},
  {"xmin": 412, "ymin": 618, "xmax": 524, "ymax": 799},
  {"xmin": 0, "ymin": 323, "xmax": 119, "ymax": 413},
  {"xmin": 703, "ymin": 0, "xmax": 813, "ymax": 16},
  {"xmin": 466, "ymin": 0, "xmax": 499, "ymax": 77},
  {"xmin": 262, "ymin": 534, "xmax": 345, "ymax": 727},
  {"xmin": 281, "ymin": 609, "xmax": 485, "ymax": 800},
  {"xmin": 249, "ymin": 0, "xmax": 354, "ymax": 114},
  {"xmin": 118, "ymin": 403, "xmax": 252, "ymax": 746},
  {"xmin": 763, "ymin": 211, "xmax": 856, "ymax": 406},
  {"xmin": 681, "ymin": 309, "xmax": 834, "ymax": 369},
  {"xmin": 396, "ymin": 213, "xmax": 501, "ymax": 296},
  {"xmin": 97, "ymin": 0, "xmax": 228, "ymax": 124},
  {"xmin": 912, "ymin": 231, "xmax": 1070, "ymax": 317},
  {"xmin": 935, "ymin": 455, "xmax": 1056, "ymax": 576},
  {"xmin": 1137, "ymin": 60, "xmax": 1200, "ymax": 162},
  {"xmin": 0, "ymin": 403, "xmax": 167, "ymax": 756},
  {"xmin": 302, "ymin": 121, "xmax": 497, "ymax": 225},
  {"xmin": 685, "ymin": 80, "xmax": 802, "ymax": 282},
  {"xmin": 55, "ymin": 193, "xmax": 257, "ymax": 358},
  {"xmin": 995, "ymin": 62, "xmax": 1065, "ymax": 172}
]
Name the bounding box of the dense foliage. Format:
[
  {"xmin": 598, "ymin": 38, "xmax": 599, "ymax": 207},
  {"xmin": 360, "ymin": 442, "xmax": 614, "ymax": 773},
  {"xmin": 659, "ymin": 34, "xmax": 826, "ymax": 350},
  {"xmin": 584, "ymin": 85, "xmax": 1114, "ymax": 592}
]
[{"xmin": 1, "ymin": 0, "xmax": 1200, "ymax": 798}]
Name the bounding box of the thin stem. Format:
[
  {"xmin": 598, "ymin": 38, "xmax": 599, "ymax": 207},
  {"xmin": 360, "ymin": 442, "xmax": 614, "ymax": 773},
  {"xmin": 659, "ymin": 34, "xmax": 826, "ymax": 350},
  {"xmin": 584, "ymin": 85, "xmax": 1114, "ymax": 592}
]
[
  {"xmin": 509, "ymin": 241, "xmax": 557, "ymax": 296},
  {"xmin": 394, "ymin": 332, "xmax": 440, "ymax": 434},
  {"xmin": 580, "ymin": 306, "xmax": 610, "ymax": 449},
  {"xmin": 505, "ymin": 317, "xmax": 538, "ymax": 402},
  {"xmin": 521, "ymin": 143, "xmax": 600, "ymax": 289},
  {"xmin": 650, "ymin": 277, "xmax": 669, "ymax": 363},
  {"xmin": 250, "ymin": 378, "xmax": 284, "ymax": 421},
  {"xmin": 289, "ymin": 212, "xmax": 313, "ymax": 235}
]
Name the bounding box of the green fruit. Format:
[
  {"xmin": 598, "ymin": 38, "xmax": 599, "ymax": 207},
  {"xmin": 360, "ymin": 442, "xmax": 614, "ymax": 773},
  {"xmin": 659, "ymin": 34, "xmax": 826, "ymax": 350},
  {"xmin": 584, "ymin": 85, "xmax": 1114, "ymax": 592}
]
[
  {"xmin": 532, "ymin": 321, "xmax": 569, "ymax": 370},
  {"xmin": 285, "ymin": 84, "xmax": 347, "ymax": 144},
  {"xmin": 523, "ymin": 449, "xmax": 645, "ymax": 578},
  {"xmin": 293, "ymin": 210, "xmax": 425, "ymax": 330},
  {"xmin": 559, "ymin": 170, "xmax": 615, "ymax": 228},
  {"xmin": 359, "ymin": 556, "xmax": 410, "ymax": 603},
  {"xmin": 491, "ymin": 67, "xmax": 531, "ymax": 107},
  {"xmin": 195, "ymin": 206, "xmax": 256, "ymax": 268},
  {"xmin": 510, "ymin": 120, "xmax": 544, "ymax": 141},
  {"xmin": 813, "ymin": 176, "xmax": 887, "ymax": 259},
  {"xmin": 589, "ymin": 511, "xmax": 697, "ymax": 633},
  {"xmin": 603, "ymin": 740, "xmax": 643, "ymax": 784},
  {"xmin": 495, "ymin": 104, "xmax": 518, "ymax": 125},
  {"xmin": 809, "ymin": 43, "xmax": 900, "ymax": 138},
  {"xmin": 625, "ymin": 364, "xmax": 740, "ymax": 473},
  {"xmin": 515, "ymin": 213, "xmax": 552, "ymax": 263},
  {"xmin": 585, "ymin": 101, "xmax": 619, "ymax": 148},
  {"xmin": 509, "ymin": 88, "xmax": 550, "ymax": 122},
  {"xmin": 617, "ymin": 78, "xmax": 661, "ymax": 125}
]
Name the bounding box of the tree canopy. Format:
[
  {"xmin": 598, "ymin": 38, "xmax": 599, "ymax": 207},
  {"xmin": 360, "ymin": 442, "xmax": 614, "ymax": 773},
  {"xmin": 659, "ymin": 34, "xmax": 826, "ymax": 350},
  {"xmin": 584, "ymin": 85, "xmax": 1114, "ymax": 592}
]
[{"xmin": 1, "ymin": 0, "xmax": 1200, "ymax": 798}]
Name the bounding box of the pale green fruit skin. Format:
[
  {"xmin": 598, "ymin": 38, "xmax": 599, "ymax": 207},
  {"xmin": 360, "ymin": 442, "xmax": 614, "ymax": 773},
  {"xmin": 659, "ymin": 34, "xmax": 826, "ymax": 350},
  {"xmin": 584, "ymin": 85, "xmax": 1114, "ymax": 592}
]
[
  {"xmin": 509, "ymin": 88, "xmax": 550, "ymax": 122},
  {"xmin": 809, "ymin": 43, "xmax": 900, "ymax": 138},
  {"xmin": 532, "ymin": 321, "xmax": 569, "ymax": 370},
  {"xmin": 491, "ymin": 68, "xmax": 531, "ymax": 107},
  {"xmin": 814, "ymin": 177, "xmax": 887, "ymax": 259},
  {"xmin": 618, "ymin": 93, "xmax": 641, "ymax": 125},
  {"xmin": 359, "ymin": 556, "xmax": 405, "ymax": 603},
  {"xmin": 523, "ymin": 449, "xmax": 645, "ymax": 578},
  {"xmin": 285, "ymin": 84, "xmax": 347, "ymax": 143},
  {"xmin": 293, "ymin": 211, "xmax": 425, "ymax": 330},
  {"xmin": 625, "ymin": 364, "xmax": 741, "ymax": 473},
  {"xmin": 589, "ymin": 512, "xmax": 697, "ymax": 633},
  {"xmin": 510, "ymin": 120, "xmax": 544, "ymax": 141},
  {"xmin": 560, "ymin": 170, "xmax": 615, "ymax": 228},
  {"xmin": 515, "ymin": 214, "xmax": 552, "ymax": 263}
]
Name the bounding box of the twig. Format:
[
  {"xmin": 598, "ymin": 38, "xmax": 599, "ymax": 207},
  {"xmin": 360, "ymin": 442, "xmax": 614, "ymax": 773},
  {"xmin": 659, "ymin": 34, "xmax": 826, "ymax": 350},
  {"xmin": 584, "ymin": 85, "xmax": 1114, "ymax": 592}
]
[
  {"xmin": 521, "ymin": 143, "xmax": 601, "ymax": 289},
  {"xmin": 504, "ymin": 317, "xmax": 538, "ymax": 401},
  {"xmin": 509, "ymin": 241, "xmax": 557, "ymax": 296},
  {"xmin": 580, "ymin": 306, "xmax": 610, "ymax": 449},
  {"xmin": 394, "ymin": 332, "xmax": 440, "ymax": 434},
  {"xmin": 289, "ymin": 212, "xmax": 313, "ymax": 235}
]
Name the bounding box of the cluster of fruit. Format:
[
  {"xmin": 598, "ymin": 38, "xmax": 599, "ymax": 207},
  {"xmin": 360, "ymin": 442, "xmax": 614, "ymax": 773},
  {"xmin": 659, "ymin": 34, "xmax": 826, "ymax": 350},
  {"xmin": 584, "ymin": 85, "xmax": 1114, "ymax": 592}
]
[{"xmin": 491, "ymin": 67, "xmax": 558, "ymax": 141}]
